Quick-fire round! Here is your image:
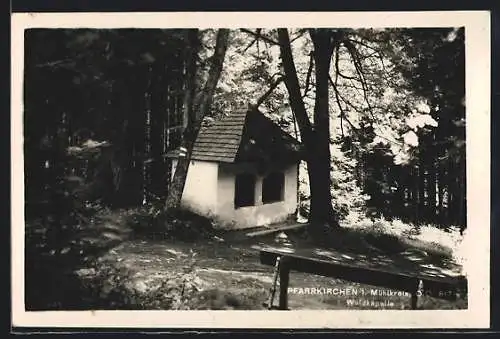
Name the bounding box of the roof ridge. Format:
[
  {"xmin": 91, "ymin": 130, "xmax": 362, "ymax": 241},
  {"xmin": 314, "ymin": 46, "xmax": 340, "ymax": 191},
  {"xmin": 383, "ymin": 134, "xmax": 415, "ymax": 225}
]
[{"xmin": 167, "ymin": 107, "xmax": 302, "ymax": 163}]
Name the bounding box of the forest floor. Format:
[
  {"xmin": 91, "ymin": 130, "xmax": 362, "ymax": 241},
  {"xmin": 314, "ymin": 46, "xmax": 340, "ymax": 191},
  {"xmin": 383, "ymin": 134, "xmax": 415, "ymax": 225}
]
[{"xmin": 65, "ymin": 207, "xmax": 468, "ymax": 311}]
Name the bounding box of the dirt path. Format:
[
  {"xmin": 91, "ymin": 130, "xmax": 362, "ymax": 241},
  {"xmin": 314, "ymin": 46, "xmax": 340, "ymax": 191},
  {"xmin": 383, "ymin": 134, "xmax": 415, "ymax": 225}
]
[{"xmin": 81, "ymin": 233, "xmax": 467, "ymax": 310}]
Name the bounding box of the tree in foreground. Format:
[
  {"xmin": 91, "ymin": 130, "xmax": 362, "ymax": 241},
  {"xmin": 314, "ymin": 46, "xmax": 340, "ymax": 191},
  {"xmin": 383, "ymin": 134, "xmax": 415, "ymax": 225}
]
[
  {"xmin": 237, "ymin": 28, "xmax": 443, "ymax": 237},
  {"xmin": 165, "ymin": 29, "xmax": 230, "ymax": 210}
]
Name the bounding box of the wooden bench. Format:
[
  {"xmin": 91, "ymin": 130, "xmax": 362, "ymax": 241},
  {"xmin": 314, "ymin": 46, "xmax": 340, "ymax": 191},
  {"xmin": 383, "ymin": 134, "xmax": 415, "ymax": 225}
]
[{"xmin": 253, "ymin": 245, "xmax": 467, "ymax": 310}]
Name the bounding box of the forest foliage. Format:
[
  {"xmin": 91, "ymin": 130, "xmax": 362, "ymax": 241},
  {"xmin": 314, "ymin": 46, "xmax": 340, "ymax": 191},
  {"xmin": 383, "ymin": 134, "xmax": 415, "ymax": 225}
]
[
  {"xmin": 24, "ymin": 27, "xmax": 465, "ymax": 228},
  {"xmin": 22, "ymin": 26, "xmax": 466, "ymax": 310}
]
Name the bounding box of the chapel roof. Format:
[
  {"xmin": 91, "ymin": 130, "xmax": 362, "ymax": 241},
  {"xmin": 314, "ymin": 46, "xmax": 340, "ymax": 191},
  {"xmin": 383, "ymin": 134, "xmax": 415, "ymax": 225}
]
[{"xmin": 166, "ymin": 107, "xmax": 303, "ymax": 164}]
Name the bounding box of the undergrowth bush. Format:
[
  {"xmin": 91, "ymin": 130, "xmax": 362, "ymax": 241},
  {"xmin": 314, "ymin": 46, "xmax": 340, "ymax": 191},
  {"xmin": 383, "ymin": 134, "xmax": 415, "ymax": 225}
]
[
  {"xmin": 25, "ymin": 171, "xmax": 103, "ymax": 310},
  {"xmin": 128, "ymin": 205, "xmax": 218, "ymax": 242},
  {"xmin": 345, "ymin": 216, "xmax": 464, "ymax": 260},
  {"xmin": 75, "ymin": 263, "xmax": 266, "ymax": 310},
  {"xmin": 186, "ymin": 288, "xmax": 267, "ymax": 310},
  {"xmin": 25, "ymin": 139, "xmax": 121, "ymax": 310},
  {"xmin": 298, "ymin": 143, "xmax": 370, "ymax": 223},
  {"xmin": 76, "ymin": 265, "xmax": 204, "ymax": 310}
]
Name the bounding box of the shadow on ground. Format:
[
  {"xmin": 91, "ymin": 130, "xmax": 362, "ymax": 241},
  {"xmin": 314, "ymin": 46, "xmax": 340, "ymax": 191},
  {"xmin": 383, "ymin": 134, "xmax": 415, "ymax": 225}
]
[{"xmin": 25, "ymin": 207, "xmax": 468, "ymax": 311}]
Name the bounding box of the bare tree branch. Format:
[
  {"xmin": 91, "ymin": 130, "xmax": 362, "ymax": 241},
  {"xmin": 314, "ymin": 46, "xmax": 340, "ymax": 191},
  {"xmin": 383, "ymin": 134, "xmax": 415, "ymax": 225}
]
[
  {"xmin": 328, "ymin": 38, "xmax": 407, "ymax": 148},
  {"xmin": 336, "ymin": 83, "xmax": 365, "ymax": 91},
  {"xmin": 329, "ymin": 64, "xmax": 370, "ymax": 140},
  {"xmin": 331, "ymin": 47, "xmax": 366, "ymax": 114},
  {"xmin": 268, "ymin": 72, "xmax": 284, "ymax": 81},
  {"xmin": 335, "ymin": 46, "xmax": 360, "ymax": 81},
  {"xmin": 348, "ymin": 38, "xmax": 400, "ymax": 88},
  {"xmin": 34, "ymin": 58, "xmax": 76, "ymax": 68},
  {"xmin": 252, "ymin": 76, "xmax": 284, "ymax": 109},
  {"xmin": 329, "ymin": 49, "xmax": 349, "ymax": 133},
  {"xmin": 339, "ymin": 113, "xmax": 344, "ymax": 137},
  {"xmin": 277, "ymin": 28, "xmax": 313, "ymax": 143},
  {"xmin": 329, "ymin": 74, "xmax": 359, "ymax": 132},
  {"xmin": 243, "ymin": 39, "xmax": 257, "ymax": 53},
  {"xmin": 330, "ymin": 80, "xmax": 404, "ymax": 146},
  {"xmin": 302, "ymin": 52, "xmax": 314, "ymax": 98},
  {"xmin": 242, "ymin": 28, "xmax": 261, "ymax": 52},
  {"xmin": 290, "ymin": 28, "xmax": 308, "ymax": 43},
  {"xmin": 240, "ymin": 28, "xmax": 279, "ymax": 46},
  {"xmin": 329, "ymin": 76, "xmax": 404, "ymax": 147},
  {"xmin": 343, "ymin": 40, "xmax": 377, "ymax": 124},
  {"xmin": 347, "ymin": 38, "xmax": 380, "ymax": 53},
  {"xmin": 331, "ymin": 56, "xmax": 345, "ymax": 137},
  {"xmin": 332, "ymin": 81, "xmax": 368, "ymax": 113}
]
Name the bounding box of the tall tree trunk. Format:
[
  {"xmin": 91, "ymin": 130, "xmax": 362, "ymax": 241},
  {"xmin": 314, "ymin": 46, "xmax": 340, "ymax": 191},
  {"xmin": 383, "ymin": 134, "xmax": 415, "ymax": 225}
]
[
  {"xmin": 278, "ymin": 28, "xmax": 340, "ymax": 232},
  {"xmin": 437, "ymin": 157, "xmax": 446, "ymax": 225},
  {"xmin": 397, "ymin": 166, "xmax": 409, "ymax": 221},
  {"xmin": 428, "ymin": 154, "xmax": 437, "ymax": 224},
  {"xmin": 453, "ymin": 159, "xmax": 466, "ymax": 228},
  {"xmin": 418, "ymin": 153, "xmax": 426, "ymax": 223},
  {"xmin": 459, "ymin": 159, "xmax": 466, "ymax": 233},
  {"xmin": 308, "ymin": 29, "xmax": 339, "ymax": 228},
  {"xmin": 182, "ymin": 35, "xmax": 198, "ymax": 131},
  {"xmin": 142, "ymin": 65, "xmax": 153, "ymax": 205},
  {"xmin": 421, "ymin": 133, "xmax": 436, "ymax": 223},
  {"xmin": 277, "ymin": 29, "xmax": 313, "ymax": 145},
  {"xmin": 165, "ymin": 28, "xmax": 229, "ymax": 210},
  {"xmin": 105, "ymin": 72, "xmax": 133, "ymax": 207},
  {"xmin": 447, "ymin": 158, "xmax": 457, "ymax": 226},
  {"xmin": 412, "ymin": 164, "xmax": 419, "ymax": 221}
]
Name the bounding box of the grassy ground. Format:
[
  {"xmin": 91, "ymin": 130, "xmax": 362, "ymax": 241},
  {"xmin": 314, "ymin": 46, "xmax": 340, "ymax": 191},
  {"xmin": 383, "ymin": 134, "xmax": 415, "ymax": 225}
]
[
  {"xmin": 26, "ymin": 207, "xmax": 468, "ymax": 311},
  {"xmin": 86, "ymin": 237, "xmax": 466, "ymax": 310}
]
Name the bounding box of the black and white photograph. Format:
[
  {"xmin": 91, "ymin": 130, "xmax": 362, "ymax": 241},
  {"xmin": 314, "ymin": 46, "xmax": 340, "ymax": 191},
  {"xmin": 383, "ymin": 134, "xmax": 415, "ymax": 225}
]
[{"xmin": 11, "ymin": 12, "xmax": 490, "ymax": 329}]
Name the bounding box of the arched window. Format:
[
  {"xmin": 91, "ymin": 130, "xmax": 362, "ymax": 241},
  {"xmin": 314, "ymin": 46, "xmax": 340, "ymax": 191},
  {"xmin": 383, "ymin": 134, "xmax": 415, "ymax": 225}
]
[
  {"xmin": 262, "ymin": 172, "xmax": 285, "ymax": 204},
  {"xmin": 234, "ymin": 173, "xmax": 256, "ymax": 208}
]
